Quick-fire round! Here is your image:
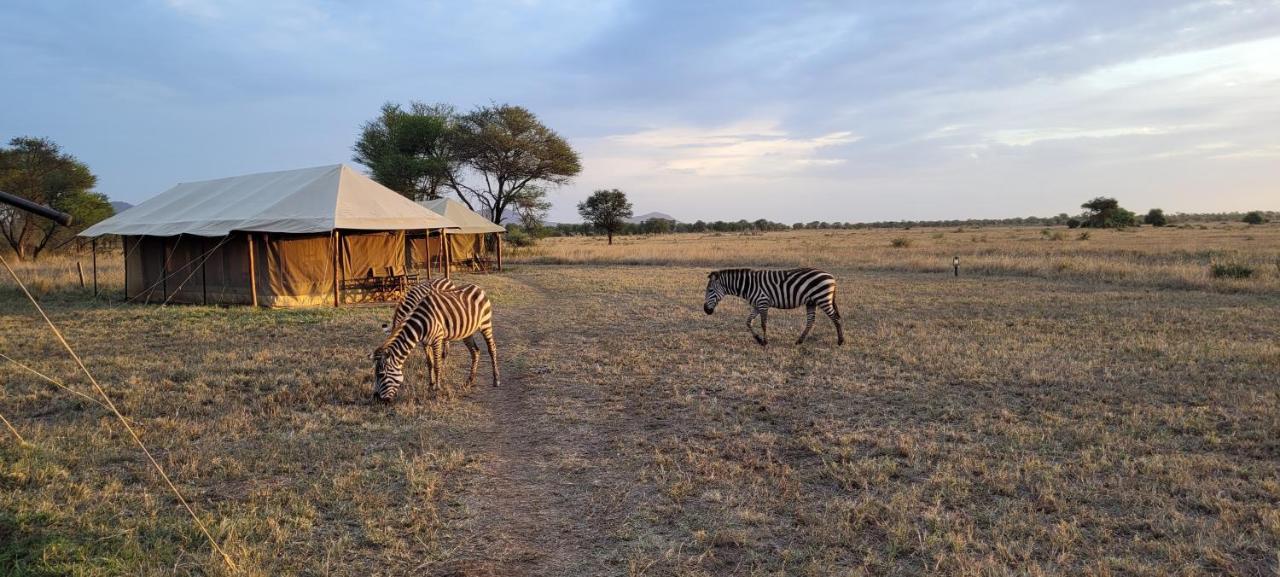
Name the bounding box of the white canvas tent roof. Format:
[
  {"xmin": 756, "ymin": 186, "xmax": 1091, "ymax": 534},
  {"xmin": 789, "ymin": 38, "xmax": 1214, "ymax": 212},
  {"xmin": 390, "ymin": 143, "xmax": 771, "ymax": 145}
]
[
  {"xmin": 81, "ymin": 164, "xmax": 459, "ymax": 237},
  {"xmin": 420, "ymin": 198, "xmax": 506, "ymax": 235}
]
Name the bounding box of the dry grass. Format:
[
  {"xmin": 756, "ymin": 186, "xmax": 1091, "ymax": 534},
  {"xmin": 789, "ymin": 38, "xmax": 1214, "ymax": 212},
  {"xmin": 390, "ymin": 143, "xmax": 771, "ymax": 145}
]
[
  {"xmin": 509, "ymin": 224, "xmax": 1280, "ymax": 295},
  {"xmin": 2, "ymin": 228, "xmax": 1278, "ymax": 576}
]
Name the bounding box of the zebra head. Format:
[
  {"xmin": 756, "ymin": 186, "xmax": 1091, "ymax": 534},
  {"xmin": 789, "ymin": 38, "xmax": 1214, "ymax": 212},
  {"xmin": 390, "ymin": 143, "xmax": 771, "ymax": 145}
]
[
  {"xmin": 371, "ymin": 346, "xmax": 403, "ymax": 402},
  {"xmin": 704, "ymin": 271, "xmax": 724, "ymax": 315}
]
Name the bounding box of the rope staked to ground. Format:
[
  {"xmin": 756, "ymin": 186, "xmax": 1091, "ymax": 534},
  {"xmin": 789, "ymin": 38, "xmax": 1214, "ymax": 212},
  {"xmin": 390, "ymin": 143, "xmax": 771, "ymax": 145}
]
[{"xmin": 0, "ymin": 252, "xmax": 238, "ymax": 572}]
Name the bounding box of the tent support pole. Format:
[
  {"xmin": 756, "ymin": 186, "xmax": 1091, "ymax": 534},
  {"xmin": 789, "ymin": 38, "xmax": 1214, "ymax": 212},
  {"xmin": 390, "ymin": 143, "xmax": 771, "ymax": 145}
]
[
  {"xmin": 248, "ymin": 233, "xmax": 258, "ymax": 307},
  {"xmin": 91, "ymin": 238, "xmax": 98, "ymax": 297},
  {"xmin": 200, "ymin": 237, "xmax": 208, "ymax": 305},
  {"xmin": 123, "ymin": 237, "xmax": 129, "ymax": 301},
  {"xmin": 424, "ymin": 229, "xmax": 432, "ymax": 280},
  {"xmin": 332, "ymin": 230, "xmax": 340, "ymax": 308},
  {"xmin": 496, "ymin": 233, "xmax": 503, "ymax": 272},
  {"xmin": 443, "ymin": 230, "xmax": 450, "ymax": 279},
  {"xmin": 162, "ymin": 237, "xmax": 170, "ymax": 302}
]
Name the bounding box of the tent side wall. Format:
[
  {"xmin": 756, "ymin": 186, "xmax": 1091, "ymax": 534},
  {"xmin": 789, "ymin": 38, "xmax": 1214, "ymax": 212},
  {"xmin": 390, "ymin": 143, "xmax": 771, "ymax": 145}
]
[
  {"xmin": 124, "ymin": 234, "xmax": 255, "ymax": 305},
  {"xmin": 122, "ymin": 230, "xmax": 410, "ymax": 307},
  {"xmin": 444, "ymin": 232, "xmax": 503, "ymax": 265}
]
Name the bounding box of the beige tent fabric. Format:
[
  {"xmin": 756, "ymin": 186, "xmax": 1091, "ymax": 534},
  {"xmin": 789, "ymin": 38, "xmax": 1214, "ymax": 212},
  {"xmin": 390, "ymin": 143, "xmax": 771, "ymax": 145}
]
[
  {"xmin": 81, "ymin": 164, "xmax": 459, "ymax": 237},
  {"xmin": 262, "ymin": 233, "xmax": 335, "ymax": 307},
  {"xmin": 419, "ymin": 198, "xmax": 505, "ymax": 234}
]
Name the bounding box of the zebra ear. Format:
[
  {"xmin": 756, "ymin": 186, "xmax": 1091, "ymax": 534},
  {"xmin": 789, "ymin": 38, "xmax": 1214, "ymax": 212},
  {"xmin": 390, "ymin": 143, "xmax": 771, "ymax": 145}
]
[{"xmin": 707, "ymin": 271, "xmax": 718, "ymax": 280}]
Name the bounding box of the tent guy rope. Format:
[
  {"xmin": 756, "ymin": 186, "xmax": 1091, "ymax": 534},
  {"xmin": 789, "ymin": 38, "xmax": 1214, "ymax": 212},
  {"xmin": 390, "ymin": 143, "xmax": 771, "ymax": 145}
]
[{"xmin": 0, "ymin": 251, "xmax": 238, "ymax": 572}]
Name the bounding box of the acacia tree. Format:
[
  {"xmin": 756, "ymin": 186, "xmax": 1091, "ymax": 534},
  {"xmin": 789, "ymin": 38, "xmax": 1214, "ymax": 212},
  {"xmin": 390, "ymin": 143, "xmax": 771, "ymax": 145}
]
[
  {"xmin": 578, "ymin": 189, "xmax": 632, "ymax": 245},
  {"xmin": 448, "ymin": 104, "xmax": 581, "ymax": 225},
  {"xmin": 352, "ymin": 102, "xmax": 459, "ymax": 201},
  {"xmin": 0, "ymin": 137, "xmax": 109, "ymax": 260},
  {"xmin": 1080, "ymin": 197, "xmax": 1136, "ymax": 228},
  {"xmin": 511, "ymin": 185, "xmax": 552, "ymax": 232}
]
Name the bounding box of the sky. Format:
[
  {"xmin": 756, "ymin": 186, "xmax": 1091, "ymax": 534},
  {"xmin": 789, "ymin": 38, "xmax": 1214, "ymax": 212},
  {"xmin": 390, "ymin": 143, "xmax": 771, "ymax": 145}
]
[{"xmin": 2, "ymin": 0, "xmax": 1278, "ymax": 223}]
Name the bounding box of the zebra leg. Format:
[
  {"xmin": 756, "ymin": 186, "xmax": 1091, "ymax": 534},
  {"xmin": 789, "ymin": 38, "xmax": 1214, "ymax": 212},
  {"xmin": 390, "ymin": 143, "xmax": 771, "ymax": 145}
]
[
  {"xmin": 825, "ymin": 301, "xmax": 845, "ymax": 345},
  {"xmin": 797, "ymin": 304, "xmax": 818, "ymax": 345},
  {"xmin": 481, "ymin": 326, "xmax": 501, "ymax": 387},
  {"xmin": 746, "ymin": 308, "xmax": 766, "ymax": 346},
  {"xmin": 463, "ymin": 336, "xmax": 480, "ymax": 389},
  {"xmin": 759, "ymin": 309, "xmax": 769, "ymax": 346},
  {"xmin": 430, "ymin": 339, "xmax": 445, "ymax": 395}
]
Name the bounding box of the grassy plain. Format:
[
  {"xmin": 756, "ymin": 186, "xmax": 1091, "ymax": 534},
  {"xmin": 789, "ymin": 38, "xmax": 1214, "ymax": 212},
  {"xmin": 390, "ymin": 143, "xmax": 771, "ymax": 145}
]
[{"xmin": 1, "ymin": 225, "xmax": 1278, "ymax": 576}]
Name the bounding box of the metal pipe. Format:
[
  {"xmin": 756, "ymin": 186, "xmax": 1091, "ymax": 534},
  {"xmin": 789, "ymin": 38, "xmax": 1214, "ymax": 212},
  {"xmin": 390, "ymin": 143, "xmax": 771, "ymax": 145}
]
[{"xmin": 0, "ymin": 190, "xmax": 73, "ymax": 226}]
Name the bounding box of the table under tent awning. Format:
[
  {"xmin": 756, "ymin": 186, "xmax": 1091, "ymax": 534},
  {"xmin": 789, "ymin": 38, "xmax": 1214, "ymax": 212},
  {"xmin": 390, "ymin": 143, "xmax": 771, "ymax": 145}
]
[
  {"xmin": 79, "ymin": 164, "xmax": 460, "ymax": 307},
  {"xmin": 412, "ymin": 197, "xmax": 507, "ymax": 273}
]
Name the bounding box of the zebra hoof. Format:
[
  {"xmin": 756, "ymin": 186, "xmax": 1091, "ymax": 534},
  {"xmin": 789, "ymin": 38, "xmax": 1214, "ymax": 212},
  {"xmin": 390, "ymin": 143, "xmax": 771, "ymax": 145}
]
[
  {"xmin": 754, "ymin": 336, "xmax": 767, "ymax": 346},
  {"xmin": 795, "ymin": 338, "xmax": 805, "ymax": 345}
]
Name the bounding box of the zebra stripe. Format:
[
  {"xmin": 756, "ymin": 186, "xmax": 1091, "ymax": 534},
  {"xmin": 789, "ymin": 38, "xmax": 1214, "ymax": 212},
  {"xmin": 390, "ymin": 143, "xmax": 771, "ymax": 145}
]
[
  {"xmin": 373, "ymin": 283, "xmax": 500, "ymax": 401},
  {"xmin": 703, "ymin": 267, "xmax": 845, "ymax": 346}
]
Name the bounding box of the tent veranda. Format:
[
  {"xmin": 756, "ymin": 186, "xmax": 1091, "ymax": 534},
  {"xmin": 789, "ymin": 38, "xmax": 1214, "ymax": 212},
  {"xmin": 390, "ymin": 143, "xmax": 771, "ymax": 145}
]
[
  {"xmin": 411, "ymin": 197, "xmax": 507, "ymax": 273},
  {"xmin": 79, "ymin": 164, "xmax": 460, "ymax": 307}
]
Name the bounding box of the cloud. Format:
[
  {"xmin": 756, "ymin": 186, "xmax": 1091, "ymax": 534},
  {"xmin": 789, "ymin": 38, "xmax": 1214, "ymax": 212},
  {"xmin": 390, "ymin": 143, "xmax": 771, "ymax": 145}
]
[{"xmin": 604, "ymin": 121, "xmax": 860, "ymax": 177}]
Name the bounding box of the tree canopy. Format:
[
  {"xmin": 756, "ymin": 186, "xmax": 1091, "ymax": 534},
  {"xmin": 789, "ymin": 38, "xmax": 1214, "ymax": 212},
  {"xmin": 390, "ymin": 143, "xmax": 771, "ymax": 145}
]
[
  {"xmin": 354, "ymin": 102, "xmax": 581, "ymax": 226},
  {"xmin": 0, "ymin": 137, "xmax": 110, "ymax": 260},
  {"xmin": 450, "ymin": 104, "xmax": 581, "ymax": 226},
  {"xmin": 1144, "ymin": 208, "xmax": 1167, "ymax": 227},
  {"xmin": 578, "ymin": 189, "xmax": 632, "ymax": 244},
  {"xmin": 1080, "ymin": 197, "xmax": 1137, "ymax": 228},
  {"xmin": 352, "ymin": 102, "xmax": 458, "ymax": 202}
]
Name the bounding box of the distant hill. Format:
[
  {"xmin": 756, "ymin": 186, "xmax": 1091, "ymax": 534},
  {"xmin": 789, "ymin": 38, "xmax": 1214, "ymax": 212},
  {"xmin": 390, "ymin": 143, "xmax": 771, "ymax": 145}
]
[
  {"xmin": 627, "ymin": 211, "xmax": 676, "ymax": 224},
  {"xmin": 110, "ymin": 201, "xmax": 133, "ymax": 214}
]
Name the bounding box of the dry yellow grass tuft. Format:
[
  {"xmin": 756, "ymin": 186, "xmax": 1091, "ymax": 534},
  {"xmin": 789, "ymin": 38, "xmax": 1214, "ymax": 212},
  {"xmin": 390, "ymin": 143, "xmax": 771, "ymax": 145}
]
[
  {"xmin": 509, "ymin": 224, "xmax": 1280, "ymax": 294},
  {"xmin": 1, "ymin": 226, "xmax": 1278, "ymax": 575}
]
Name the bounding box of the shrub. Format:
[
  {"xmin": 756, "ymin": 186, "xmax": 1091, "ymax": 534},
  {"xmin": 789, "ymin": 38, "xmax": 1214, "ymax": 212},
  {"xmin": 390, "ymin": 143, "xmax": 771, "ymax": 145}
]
[
  {"xmin": 1066, "ymin": 218, "xmax": 1082, "ymax": 229},
  {"xmin": 1211, "ymin": 262, "xmax": 1254, "ymax": 279},
  {"xmin": 1077, "ymin": 231, "xmax": 1090, "ymax": 241},
  {"xmin": 506, "ymin": 228, "xmax": 537, "ymax": 247},
  {"xmin": 890, "ymin": 237, "xmax": 912, "ymax": 248},
  {"xmin": 1144, "ymin": 208, "xmax": 1167, "ymax": 227},
  {"xmin": 1040, "ymin": 229, "xmax": 1065, "ymax": 241},
  {"xmin": 1242, "ymin": 211, "xmax": 1267, "ymax": 225}
]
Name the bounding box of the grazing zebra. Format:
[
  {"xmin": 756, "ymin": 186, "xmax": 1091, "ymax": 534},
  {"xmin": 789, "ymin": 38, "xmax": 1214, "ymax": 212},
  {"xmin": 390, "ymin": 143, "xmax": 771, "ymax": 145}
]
[
  {"xmin": 380, "ymin": 277, "xmax": 462, "ymax": 386},
  {"xmin": 372, "ymin": 283, "xmax": 500, "ymax": 401},
  {"xmin": 703, "ymin": 267, "xmax": 845, "ymax": 346}
]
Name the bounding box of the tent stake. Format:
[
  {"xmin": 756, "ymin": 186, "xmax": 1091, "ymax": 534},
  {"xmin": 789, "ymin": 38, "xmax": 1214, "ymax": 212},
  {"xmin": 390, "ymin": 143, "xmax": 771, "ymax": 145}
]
[{"xmin": 247, "ymin": 233, "xmax": 258, "ymax": 307}]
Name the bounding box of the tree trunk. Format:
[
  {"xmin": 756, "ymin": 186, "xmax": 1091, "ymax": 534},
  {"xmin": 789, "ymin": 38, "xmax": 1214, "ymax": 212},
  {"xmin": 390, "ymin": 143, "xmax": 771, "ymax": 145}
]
[{"xmin": 607, "ymin": 230, "xmax": 613, "ymax": 245}]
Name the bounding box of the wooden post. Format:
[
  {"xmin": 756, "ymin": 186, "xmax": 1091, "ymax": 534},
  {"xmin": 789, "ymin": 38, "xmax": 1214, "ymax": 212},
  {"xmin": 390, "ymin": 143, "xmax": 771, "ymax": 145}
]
[
  {"xmin": 91, "ymin": 237, "xmax": 98, "ymax": 297},
  {"xmin": 247, "ymin": 233, "xmax": 258, "ymax": 307},
  {"xmin": 161, "ymin": 237, "xmax": 169, "ymax": 302},
  {"xmin": 77, "ymin": 261, "xmax": 85, "ymax": 288},
  {"xmin": 496, "ymin": 233, "xmax": 503, "ymax": 272},
  {"xmin": 443, "ymin": 230, "xmax": 451, "ymax": 279},
  {"xmin": 123, "ymin": 237, "xmax": 129, "ymax": 301},
  {"xmin": 424, "ymin": 229, "xmax": 433, "ymax": 280},
  {"xmin": 332, "ymin": 230, "xmax": 340, "ymax": 308},
  {"xmin": 201, "ymin": 237, "xmax": 208, "ymax": 305}
]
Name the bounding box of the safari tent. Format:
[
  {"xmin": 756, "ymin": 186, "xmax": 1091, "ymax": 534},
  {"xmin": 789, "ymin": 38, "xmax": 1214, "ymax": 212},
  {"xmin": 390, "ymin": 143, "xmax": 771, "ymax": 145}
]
[
  {"xmin": 79, "ymin": 164, "xmax": 459, "ymax": 307},
  {"xmin": 411, "ymin": 197, "xmax": 506, "ymax": 272}
]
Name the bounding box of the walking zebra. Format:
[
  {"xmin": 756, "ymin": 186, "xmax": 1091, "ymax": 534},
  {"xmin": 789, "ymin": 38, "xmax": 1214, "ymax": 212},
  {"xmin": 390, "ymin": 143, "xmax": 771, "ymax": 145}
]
[
  {"xmin": 703, "ymin": 267, "xmax": 845, "ymax": 346},
  {"xmin": 372, "ymin": 283, "xmax": 500, "ymax": 401}
]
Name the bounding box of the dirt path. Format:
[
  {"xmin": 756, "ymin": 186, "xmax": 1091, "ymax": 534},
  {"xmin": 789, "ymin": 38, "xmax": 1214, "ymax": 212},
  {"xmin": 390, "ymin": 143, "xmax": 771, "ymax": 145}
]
[{"xmin": 424, "ymin": 275, "xmax": 636, "ymax": 577}]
